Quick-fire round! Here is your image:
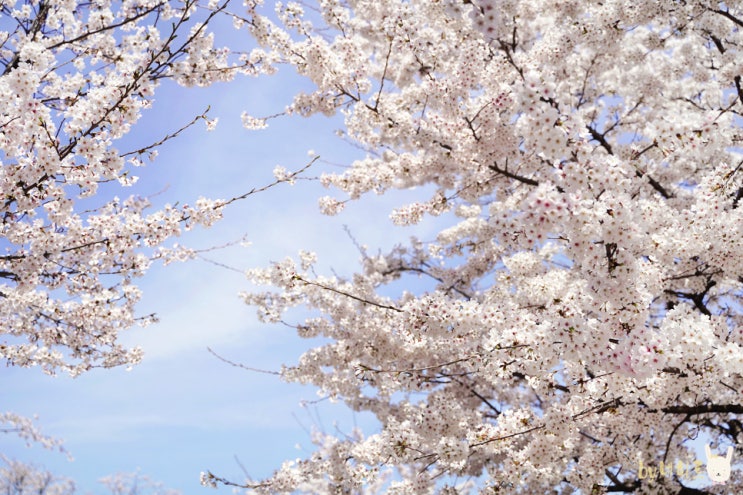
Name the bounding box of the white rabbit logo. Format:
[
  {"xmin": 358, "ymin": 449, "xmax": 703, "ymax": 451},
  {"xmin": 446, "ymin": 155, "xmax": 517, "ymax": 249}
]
[{"xmin": 704, "ymin": 444, "xmax": 733, "ymax": 484}]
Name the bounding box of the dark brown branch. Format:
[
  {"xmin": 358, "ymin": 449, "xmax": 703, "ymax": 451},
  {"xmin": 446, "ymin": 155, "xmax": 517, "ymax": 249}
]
[
  {"xmin": 373, "ymin": 41, "xmax": 393, "ymax": 112},
  {"xmin": 664, "ymin": 278, "xmax": 716, "ymax": 316},
  {"xmin": 709, "ymin": 34, "xmax": 726, "ymax": 54},
  {"xmin": 733, "ymin": 186, "xmax": 743, "ymax": 209},
  {"xmin": 635, "ymin": 166, "xmax": 673, "ymax": 199},
  {"xmin": 579, "ymin": 429, "xmax": 601, "ymax": 444},
  {"xmin": 470, "ymin": 424, "xmax": 544, "ymax": 448},
  {"xmin": 662, "ymin": 414, "xmax": 691, "ymax": 463},
  {"xmin": 381, "ymin": 265, "xmax": 472, "ymax": 300},
  {"xmin": 448, "ymin": 375, "xmax": 501, "ymax": 416},
  {"xmin": 496, "ymin": 36, "xmax": 523, "ymax": 77},
  {"xmin": 361, "ymin": 356, "xmax": 479, "ymax": 376},
  {"xmin": 574, "ymin": 397, "xmax": 624, "ymax": 419},
  {"xmin": 604, "ymin": 467, "xmax": 640, "ymax": 493},
  {"xmin": 735, "ymin": 76, "xmax": 743, "ymax": 108},
  {"xmin": 587, "ymin": 125, "xmax": 614, "ymax": 155},
  {"xmin": 628, "ymin": 142, "xmax": 673, "ymax": 199},
  {"xmin": 48, "ymin": 3, "xmax": 162, "ymax": 50},
  {"xmin": 121, "ymin": 108, "xmax": 210, "ymax": 157},
  {"xmin": 3, "ymin": 1, "xmax": 49, "ymax": 75},
  {"xmin": 630, "ymin": 142, "xmax": 658, "ymax": 160},
  {"xmin": 294, "ymin": 275, "xmax": 403, "ymax": 313},
  {"xmin": 675, "ymin": 485, "xmax": 712, "ymax": 494},
  {"xmin": 661, "ymin": 403, "xmax": 743, "ymax": 415},
  {"xmin": 605, "ymin": 242, "xmax": 619, "ymax": 274},
  {"xmin": 489, "ymin": 162, "xmax": 539, "ymax": 186},
  {"xmin": 712, "ymin": 8, "xmax": 743, "ymax": 28}
]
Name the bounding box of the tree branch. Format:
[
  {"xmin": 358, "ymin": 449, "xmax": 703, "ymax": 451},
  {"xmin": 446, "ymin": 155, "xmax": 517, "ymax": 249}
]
[
  {"xmin": 489, "ymin": 161, "xmax": 539, "ymax": 186},
  {"xmin": 661, "ymin": 403, "xmax": 743, "ymax": 415}
]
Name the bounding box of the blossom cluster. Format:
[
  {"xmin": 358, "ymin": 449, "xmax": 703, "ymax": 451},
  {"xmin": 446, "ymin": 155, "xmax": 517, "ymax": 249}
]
[
  {"xmin": 0, "ymin": 0, "xmax": 255, "ymax": 377},
  {"xmin": 0, "ymin": 412, "xmax": 66, "ymax": 455},
  {"xmin": 220, "ymin": 0, "xmax": 742, "ymax": 493}
]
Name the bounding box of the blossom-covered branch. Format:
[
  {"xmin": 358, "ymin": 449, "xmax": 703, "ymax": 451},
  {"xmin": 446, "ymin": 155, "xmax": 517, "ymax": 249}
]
[{"xmin": 207, "ymin": 0, "xmax": 743, "ymax": 493}]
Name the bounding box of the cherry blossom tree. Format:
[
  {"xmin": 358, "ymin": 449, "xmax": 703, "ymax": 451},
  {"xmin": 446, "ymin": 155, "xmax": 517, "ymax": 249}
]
[
  {"xmin": 0, "ymin": 458, "xmax": 74, "ymax": 495},
  {"xmin": 0, "ymin": 0, "xmax": 278, "ymax": 377},
  {"xmin": 0, "ymin": 458, "xmax": 180, "ymax": 495},
  {"xmin": 204, "ymin": 0, "xmax": 743, "ymax": 493},
  {"xmin": 0, "ymin": 0, "xmax": 316, "ymax": 470}
]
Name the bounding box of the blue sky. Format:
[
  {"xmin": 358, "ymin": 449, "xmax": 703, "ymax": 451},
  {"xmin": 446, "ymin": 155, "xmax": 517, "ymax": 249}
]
[{"xmin": 1, "ymin": 46, "xmax": 451, "ymax": 492}]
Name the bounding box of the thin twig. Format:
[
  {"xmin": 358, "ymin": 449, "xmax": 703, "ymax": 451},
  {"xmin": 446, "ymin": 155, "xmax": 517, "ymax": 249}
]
[{"xmin": 207, "ymin": 347, "xmax": 280, "ymax": 375}]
